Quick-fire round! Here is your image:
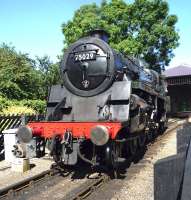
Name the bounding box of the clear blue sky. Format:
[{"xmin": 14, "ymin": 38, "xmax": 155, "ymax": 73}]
[{"xmin": 0, "ymin": 0, "xmax": 190, "ymax": 68}]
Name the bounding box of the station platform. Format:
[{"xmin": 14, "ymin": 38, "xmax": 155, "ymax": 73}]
[{"xmin": 0, "ymin": 154, "xmax": 53, "ymax": 189}]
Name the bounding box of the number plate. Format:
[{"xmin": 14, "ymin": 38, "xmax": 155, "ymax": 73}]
[{"xmin": 74, "ymin": 52, "xmax": 96, "ymax": 62}]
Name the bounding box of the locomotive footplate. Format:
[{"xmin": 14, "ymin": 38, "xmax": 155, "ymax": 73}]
[
  {"xmin": 26, "ymin": 121, "xmax": 122, "ymax": 140},
  {"xmin": 17, "ymin": 122, "xmax": 122, "ymax": 165}
]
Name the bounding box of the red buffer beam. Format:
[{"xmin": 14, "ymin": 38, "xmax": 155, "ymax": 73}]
[{"xmin": 27, "ymin": 121, "xmax": 122, "ymax": 139}]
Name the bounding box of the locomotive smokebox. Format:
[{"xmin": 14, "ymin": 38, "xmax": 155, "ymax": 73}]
[
  {"xmin": 90, "ymin": 125, "xmax": 110, "ymax": 146},
  {"xmin": 89, "ymin": 29, "xmax": 109, "ymax": 43}
]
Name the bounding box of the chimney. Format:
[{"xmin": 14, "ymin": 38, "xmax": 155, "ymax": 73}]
[{"xmin": 88, "ymin": 29, "xmax": 109, "ymax": 43}]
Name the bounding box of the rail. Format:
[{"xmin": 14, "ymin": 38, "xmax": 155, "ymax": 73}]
[
  {"xmin": 0, "ymin": 164, "xmax": 68, "ymax": 200},
  {"xmin": 70, "ymin": 173, "xmax": 110, "ymax": 200},
  {"xmin": 0, "ymin": 169, "xmax": 52, "ymax": 199}
]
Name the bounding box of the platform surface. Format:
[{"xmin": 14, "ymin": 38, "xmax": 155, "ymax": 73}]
[{"xmin": 0, "ymin": 154, "xmax": 53, "ymax": 189}]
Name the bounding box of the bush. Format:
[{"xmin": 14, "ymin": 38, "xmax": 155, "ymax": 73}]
[
  {"xmin": 2, "ymin": 105, "xmax": 36, "ymax": 115},
  {"xmin": 0, "ymin": 95, "xmax": 9, "ymax": 111},
  {"xmin": 0, "ymin": 96, "xmax": 46, "ymax": 114},
  {"xmin": 21, "ymin": 100, "xmax": 46, "ymax": 114}
]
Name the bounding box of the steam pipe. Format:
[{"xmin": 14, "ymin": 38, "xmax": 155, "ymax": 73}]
[{"xmin": 76, "ymin": 144, "xmax": 96, "ymax": 166}]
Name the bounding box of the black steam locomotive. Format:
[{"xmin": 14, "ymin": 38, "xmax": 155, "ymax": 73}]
[{"xmin": 20, "ymin": 29, "xmax": 167, "ymax": 169}]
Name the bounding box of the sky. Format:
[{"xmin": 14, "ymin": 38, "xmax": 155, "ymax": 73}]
[{"xmin": 0, "ymin": 0, "xmax": 190, "ymax": 68}]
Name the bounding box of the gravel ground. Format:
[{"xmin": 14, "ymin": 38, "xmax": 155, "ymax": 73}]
[
  {"xmin": 112, "ymin": 130, "xmax": 177, "ymax": 200},
  {"xmin": 88, "ymin": 121, "xmax": 185, "ymax": 200}
]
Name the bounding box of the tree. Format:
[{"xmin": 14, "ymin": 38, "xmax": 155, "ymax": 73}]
[
  {"xmin": 62, "ymin": 0, "xmax": 179, "ymax": 72},
  {"xmin": 34, "ymin": 55, "xmax": 61, "ymax": 93},
  {"xmin": 0, "ymin": 43, "xmax": 44, "ymax": 99},
  {"xmin": 0, "ymin": 43, "xmax": 61, "ymax": 101}
]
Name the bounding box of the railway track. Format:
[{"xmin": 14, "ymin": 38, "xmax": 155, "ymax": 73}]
[
  {"xmin": 61, "ymin": 172, "xmax": 110, "ymax": 200},
  {"xmin": 63, "ymin": 118, "xmax": 185, "ymax": 200},
  {"xmin": 0, "ymin": 166, "xmax": 69, "ymax": 200},
  {"xmin": 0, "ymin": 119, "xmax": 184, "ymax": 200}
]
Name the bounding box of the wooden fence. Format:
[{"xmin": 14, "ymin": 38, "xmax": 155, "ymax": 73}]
[
  {"xmin": 0, "ymin": 114, "xmax": 44, "ymax": 160},
  {"xmin": 154, "ymin": 122, "xmax": 191, "ymax": 200}
]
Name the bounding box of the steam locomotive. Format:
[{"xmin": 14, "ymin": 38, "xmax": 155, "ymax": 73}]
[{"xmin": 17, "ymin": 30, "xmax": 167, "ymax": 169}]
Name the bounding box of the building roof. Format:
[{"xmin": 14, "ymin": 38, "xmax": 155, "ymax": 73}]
[{"xmin": 164, "ymin": 64, "xmax": 191, "ymax": 77}]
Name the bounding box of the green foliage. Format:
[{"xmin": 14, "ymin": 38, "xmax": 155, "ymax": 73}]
[
  {"xmin": 0, "ymin": 96, "xmax": 46, "ymax": 114},
  {"xmin": 0, "ymin": 44, "xmax": 61, "ymax": 103},
  {"xmin": 19, "ymin": 99, "xmax": 46, "ymax": 114},
  {"xmin": 2, "ymin": 106, "xmax": 36, "ymax": 115},
  {"xmin": 34, "ymin": 55, "xmax": 61, "ymax": 89},
  {"xmin": 0, "ymin": 96, "xmax": 9, "ymax": 111},
  {"xmin": 0, "ymin": 45, "xmax": 51, "ymax": 114},
  {"xmin": 0, "ymin": 43, "xmax": 45, "ymax": 99},
  {"xmin": 62, "ymin": 0, "xmax": 179, "ymax": 72}
]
